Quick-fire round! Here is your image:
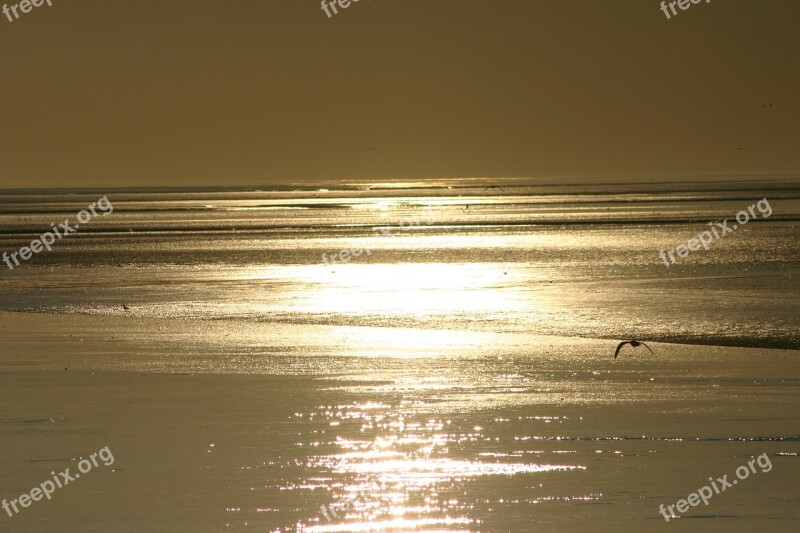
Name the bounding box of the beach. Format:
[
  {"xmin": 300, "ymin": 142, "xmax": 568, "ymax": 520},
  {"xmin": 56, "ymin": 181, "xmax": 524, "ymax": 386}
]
[
  {"xmin": 1, "ymin": 182, "xmax": 799, "ymax": 531},
  {"xmin": 1, "ymin": 310, "xmax": 798, "ymax": 532}
]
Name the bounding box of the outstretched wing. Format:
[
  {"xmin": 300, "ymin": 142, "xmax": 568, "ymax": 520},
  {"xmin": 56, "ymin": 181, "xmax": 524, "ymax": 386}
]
[
  {"xmin": 614, "ymin": 341, "xmax": 629, "ymax": 359},
  {"xmin": 640, "ymin": 342, "xmax": 654, "ymax": 354}
]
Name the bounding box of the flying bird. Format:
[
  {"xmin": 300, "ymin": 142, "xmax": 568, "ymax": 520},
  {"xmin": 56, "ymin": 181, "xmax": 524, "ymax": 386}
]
[
  {"xmin": 614, "ymin": 340, "xmax": 654, "ymax": 359},
  {"xmin": 484, "ymin": 185, "xmax": 505, "ymax": 192}
]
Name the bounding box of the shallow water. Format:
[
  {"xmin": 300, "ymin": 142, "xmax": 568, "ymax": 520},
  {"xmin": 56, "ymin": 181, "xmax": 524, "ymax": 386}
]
[
  {"xmin": 0, "ymin": 180, "xmax": 799, "ymax": 531},
  {"xmin": 1, "ymin": 313, "xmax": 798, "ymax": 531},
  {"xmin": 1, "ymin": 181, "xmax": 799, "ymax": 348}
]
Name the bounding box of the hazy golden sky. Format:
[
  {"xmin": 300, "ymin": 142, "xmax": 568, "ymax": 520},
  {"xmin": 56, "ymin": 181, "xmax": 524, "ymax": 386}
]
[{"xmin": 1, "ymin": 0, "xmax": 798, "ymax": 188}]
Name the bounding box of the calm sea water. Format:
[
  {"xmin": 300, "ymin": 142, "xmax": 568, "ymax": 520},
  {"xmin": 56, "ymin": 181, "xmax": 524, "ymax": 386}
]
[
  {"xmin": 1, "ymin": 179, "xmax": 799, "ymax": 531},
  {"xmin": 1, "ymin": 180, "xmax": 799, "ymax": 349}
]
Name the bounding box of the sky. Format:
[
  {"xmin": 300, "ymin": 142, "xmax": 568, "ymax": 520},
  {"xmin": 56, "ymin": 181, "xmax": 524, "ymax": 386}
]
[{"xmin": 0, "ymin": 0, "xmax": 799, "ymax": 189}]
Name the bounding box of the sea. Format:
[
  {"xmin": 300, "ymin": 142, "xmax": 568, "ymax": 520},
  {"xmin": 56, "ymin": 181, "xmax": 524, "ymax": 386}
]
[{"xmin": 0, "ymin": 178, "xmax": 798, "ymax": 531}]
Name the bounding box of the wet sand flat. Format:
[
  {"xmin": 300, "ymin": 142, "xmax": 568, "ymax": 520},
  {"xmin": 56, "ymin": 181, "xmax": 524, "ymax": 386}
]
[{"xmin": 1, "ymin": 311, "xmax": 798, "ymax": 532}]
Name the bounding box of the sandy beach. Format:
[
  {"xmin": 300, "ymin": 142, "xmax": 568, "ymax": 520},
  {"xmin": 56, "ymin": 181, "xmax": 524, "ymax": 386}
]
[
  {"xmin": 1, "ymin": 182, "xmax": 798, "ymax": 532},
  {"xmin": 2, "ymin": 310, "xmax": 798, "ymax": 532}
]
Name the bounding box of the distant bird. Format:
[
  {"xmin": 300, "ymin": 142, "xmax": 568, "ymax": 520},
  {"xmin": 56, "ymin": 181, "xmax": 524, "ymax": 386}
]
[
  {"xmin": 484, "ymin": 185, "xmax": 505, "ymax": 192},
  {"xmin": 614, "ymin": 340, "xmax": 654, "ymax": 359}
]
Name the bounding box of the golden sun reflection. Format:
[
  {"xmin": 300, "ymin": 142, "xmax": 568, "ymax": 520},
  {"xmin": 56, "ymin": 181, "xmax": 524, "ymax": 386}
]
[
  {"xmin": 247, "ymin": 263, "xmax": 530, "ymax": 317},
  {"xmin": 307, "ymin": 517, "xmax": 473, "ymax": 532},
  {"xmin": 302, "ymin": 404, "xmax": 588, "ymax": 533}
]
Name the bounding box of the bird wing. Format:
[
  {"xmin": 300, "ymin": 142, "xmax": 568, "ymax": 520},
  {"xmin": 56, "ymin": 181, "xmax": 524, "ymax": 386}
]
[
  {"xmin": 640, "ymin": 342, "xmax": 654, "ymax": 354},
  {"xmin": 614, "ymin": 341, "xmax": 629, "ymax": 358}
]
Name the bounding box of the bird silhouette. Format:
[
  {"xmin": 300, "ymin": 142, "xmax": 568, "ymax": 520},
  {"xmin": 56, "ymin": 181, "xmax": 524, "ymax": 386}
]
[
  {"xmin": 484, "ymin": 185, "xmax": 505, "ymax": 192},
  {"xmin": 614, "ymin": 340, "xmax": 654, "ymax": 359}
]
